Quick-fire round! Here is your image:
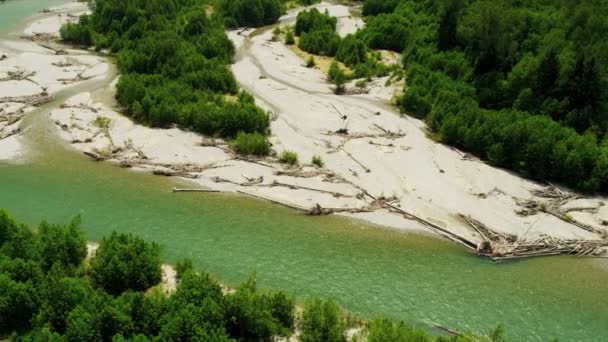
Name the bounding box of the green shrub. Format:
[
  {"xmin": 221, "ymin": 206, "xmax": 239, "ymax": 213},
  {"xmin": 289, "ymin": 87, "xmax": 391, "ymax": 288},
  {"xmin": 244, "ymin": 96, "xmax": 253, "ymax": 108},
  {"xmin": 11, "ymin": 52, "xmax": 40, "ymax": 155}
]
[
  {"xmin": 91, "ymin": 116, "xmax": 111, "ymax": 129},
  {"xmin": 279, "ymin": 150, "xmax": 298, "ymax": 165},
  {"xmin": 328, "ymin": 62, "xmax": 347, "ymax": 94},
  {"xmin": 311, "ymin": 155, "xmax": 324, "ymax": 167},
  {"xmin": 306, "ymin": 56, "xmax": 316, "ymax": 68},
  {"xmin": 233, "ymin": 132, "xmax": 271, "ymax": 156},
  {"xmin": 300, "ymin": 298, "xmax": 346, "ymax": 342},
  {"xmin": 89, "ymin": 232, "xmax": 162, "ymax": 295},
  {"xmin": 295, "ymin": 8, "xmax": 337, "ymax": 36},
  {"xmin": 285, "ymin": 31, "xmax": 295, "ymax": 45},
  {"xmin": 272, "ymin": 26, "xmax": 282, "ymax": 41},
  {"xmin": 217, "ymin": 0, "xmax": 282, "ymax": 28}
]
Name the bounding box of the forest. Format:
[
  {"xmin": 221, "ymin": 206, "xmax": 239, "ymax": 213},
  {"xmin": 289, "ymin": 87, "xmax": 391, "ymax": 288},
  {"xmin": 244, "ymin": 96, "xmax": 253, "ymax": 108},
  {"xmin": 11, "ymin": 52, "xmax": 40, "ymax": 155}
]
[
  {"xmin": 358, "ymin": 0, "xmax": 608, "ymax": 192},
  {"xmin": 291, "ymin": 0, "xmax": 608, "ymax": 192},
  {"xmin": 0, "ymin": 210, "xmax": 508, "ymax": 341}
]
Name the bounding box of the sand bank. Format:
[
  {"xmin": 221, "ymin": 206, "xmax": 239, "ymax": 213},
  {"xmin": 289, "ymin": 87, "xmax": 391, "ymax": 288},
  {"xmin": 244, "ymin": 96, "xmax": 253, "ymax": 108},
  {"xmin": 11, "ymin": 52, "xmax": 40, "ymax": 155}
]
[{"xmin": 0, "ymin": 2, "xmax": 108, "ymax": 161}]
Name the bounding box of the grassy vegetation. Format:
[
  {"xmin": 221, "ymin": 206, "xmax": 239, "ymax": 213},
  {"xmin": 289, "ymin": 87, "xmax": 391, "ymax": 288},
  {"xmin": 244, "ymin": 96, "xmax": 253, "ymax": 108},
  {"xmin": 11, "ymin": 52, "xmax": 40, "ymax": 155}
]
[
  {"xmin": 311, "ymin": 155, "xmax": 324, "ymax": 167},
  {"xmin": 233, "ymin": 132, "xmax": 271, "ymax": 156},
  {"xmin": 279, "ymin": 150, "xmax": 299, "ymax": 165},
  {"xmin": 306, "ymin": 56, "xmax": 316, "ymax": 68},
  {"xmin": 91, "ymin": 115, "xmax": 111, "ymax": 129}
]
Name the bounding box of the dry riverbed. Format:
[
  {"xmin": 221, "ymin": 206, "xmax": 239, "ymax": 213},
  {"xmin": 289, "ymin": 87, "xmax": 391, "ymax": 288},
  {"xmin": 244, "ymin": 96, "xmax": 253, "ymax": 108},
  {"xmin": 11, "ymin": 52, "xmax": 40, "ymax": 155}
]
[{"xmin": 6, "ymin": 2, "xmax": 608, "ymax": 260}]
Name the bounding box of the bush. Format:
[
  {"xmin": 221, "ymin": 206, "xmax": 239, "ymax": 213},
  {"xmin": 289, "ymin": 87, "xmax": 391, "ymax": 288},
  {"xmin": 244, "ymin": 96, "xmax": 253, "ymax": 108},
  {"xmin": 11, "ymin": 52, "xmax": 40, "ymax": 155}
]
[
  {"xmin": 306, "ymin": 56, "xmax": 316, "ymax": 68},
  {"xmin": 89, "ymin": 232, "xmax": 161, "ymax": 295},
  {"xmin": 217, "ymin": 0, "xmax": 282, "ymax": 28},
  {"xmin": 91, "ymin": 116, "xmax": 111, "ymax": 129},
  {"xmin": 279, "ymin": 150, "xmax": 299, "ymax": 165},
  {"xmin": 285, "ymin": 31, "xmax": 295, "ymax": 45},
  {"xmin": 311, "ymin": 155, "xmax": 324, "ymax": 167},
  {"xmin": 299, "ymin": 29, "xmax": 341, "ymax": 56},
  {"xmin": 328, "ymin": 62, "xmax": 347, "ymax": 94},
  {"xmin": 295, "ymin": 9, "xmax": 337, "ymax": 36},
  {"xmin": 300, "ymin": 299, "xmax": 346, "ymax": 342},
  {"xmin": 233, "ymin": 132, "xmax": 271, "ymax": 156},
  {"xmin": 336, "ymin": 35, "xmax": 367, "ymax": 67}
]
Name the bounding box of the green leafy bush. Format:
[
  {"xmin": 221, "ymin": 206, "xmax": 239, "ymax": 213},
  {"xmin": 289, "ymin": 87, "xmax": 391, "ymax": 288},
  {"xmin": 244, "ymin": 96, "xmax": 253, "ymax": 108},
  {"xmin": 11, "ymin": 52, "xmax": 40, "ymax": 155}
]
[
  {"xmin": 90, "ymin": 232, "xmax": 162, "ymax": 295},
  {"xmin": 300, "ymin": 298, "xmax": 346, "ymax": 342},
  {"xmin": 91, "ymin": 116, "xmax": 111, "ymax": 129},
  {"xmin": 312, "ymin": 155, "xmax": 324, "ymax": 167},
  {"xmin": 279, "ymin": 150, "xmax": 299, "ymax": 165},
  {"xmin": 233, "ymin": 132, "xmax": 271, "ymax": 156},
  {"xmin": 285, "ymin": 30, "xmax": 295, "ymax": 45},
  {"xmin": 217, "ymin": 0, "xmax": 282, "ymax": 28},
  {"xmin": 306, "ymin": 56, "xmax": 316, "ymax": 68}
]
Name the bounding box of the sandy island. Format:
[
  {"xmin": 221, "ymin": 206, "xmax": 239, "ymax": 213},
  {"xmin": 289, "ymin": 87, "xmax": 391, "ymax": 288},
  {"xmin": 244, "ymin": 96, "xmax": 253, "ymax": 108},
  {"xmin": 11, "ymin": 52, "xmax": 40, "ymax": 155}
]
[{"xmin": 3, "ymin": 2, "xmax": 608, "ymax": 260}]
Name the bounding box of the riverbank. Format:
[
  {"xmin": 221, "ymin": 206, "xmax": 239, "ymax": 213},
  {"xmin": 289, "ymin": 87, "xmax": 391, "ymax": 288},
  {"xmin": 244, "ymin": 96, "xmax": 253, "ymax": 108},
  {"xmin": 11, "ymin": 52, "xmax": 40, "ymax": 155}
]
[
  {"xmin": 0, "ymin": 1, "xmax": 109, "ymax": 161},
  {"xmin": 7, "ymin": 1, "xmax": 608, "ymax": 260}
]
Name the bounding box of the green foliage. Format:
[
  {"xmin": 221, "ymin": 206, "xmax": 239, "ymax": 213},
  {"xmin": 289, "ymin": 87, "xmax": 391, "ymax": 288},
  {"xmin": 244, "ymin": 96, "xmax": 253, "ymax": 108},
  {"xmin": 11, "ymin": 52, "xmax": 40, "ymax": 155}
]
[
  {"xmin": 175, "ymin": 258, "xmax": 193, "ymax": 279},
  {"xmin": 279, "ymin": 150, "xmax": 299, "ymax": 165},
  {"xmin": 224, "ymin": 273, "xmax": 294, "ymax": 339},
  {"xmin": 336, "ymin": 35, "xmax": 367, "ymax": 67},
  {"xmin": 328, "ymin": 62, "xmax": 347, "ymax": 94},
  {"xmin": 300, "ymin": 298, "xmax": 346, "ymax": 342},
  {"xmin": 59, "ymin": 18, "xmax": 93, "ymax": 45},
  {"xmin": 295, "ymin": 8, "xmax": 336, "ymax": 36},
  {"xmin": 218, "ymin": 0, "xmax": 282, "ymax": 28},
  {"xmin": 362, "ymin": 0, "xmax": 399, "ymax": 16},
  {"xmin": 90, "ymin": 232, "xmax": 162, "ymax": 295},
  {"xmin": 37, "ymin": 217, "xmax": 87, "ymax": 271},
  {"xmin": 366, "ymin": 318, "xmax": 431, "ymax": 341},
  {"xmin": 311, "ymin": 155, "xmax": 324, "ymax": 167},
  {"xmin": 0, "ymin": 210, "xmax": 511, "ymax": 341},
  {"xmin": 285, "ymin": 30, "xmax": 295, "ymax": 45},
  {"xmin": 233, "ymin": 132, "xmax": 271, "ymax": 156},
  {"xmin": 357, "ymin": 0, "xmax": 608, "ymax": 192},
  {"xmin": 306, "ymin": 56, "xmax": 316, "ymax": 68},
  {"xmin": 361, "ymin": 13, "xmax": 410, "ymax": 52},
  {"xmin": 272, "ymin": 26, "xmax": 283, "ymax": 41},
  {"xmin": 299, "ymin": 29, "xmax": 341, "ymax": 57},
  {"xmin": 92, "ymin": 116, "xmax": 111, "ymax": 129},
  {"xmin": 0, "ymin": 274, "xmax": 36, "ymax": 335},
  {"xmin": 59, "ymin": 0, "xmax": 270, "ymax": 139}
]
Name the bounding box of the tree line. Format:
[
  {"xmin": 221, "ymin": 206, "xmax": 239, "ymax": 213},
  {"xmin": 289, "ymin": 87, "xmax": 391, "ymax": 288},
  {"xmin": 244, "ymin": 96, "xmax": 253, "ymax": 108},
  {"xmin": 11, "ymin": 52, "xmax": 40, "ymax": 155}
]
[
  {"xmin": 0, "ymin": 209, "xmax": 509, "ymax": 341},
  {"xmin": 357, "ymin": 0, "xmax": 608, "ymax": 193}
]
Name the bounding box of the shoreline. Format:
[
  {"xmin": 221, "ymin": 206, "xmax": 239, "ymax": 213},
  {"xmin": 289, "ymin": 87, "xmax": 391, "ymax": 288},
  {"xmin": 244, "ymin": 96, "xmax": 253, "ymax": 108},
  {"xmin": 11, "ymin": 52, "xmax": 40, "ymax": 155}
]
[
  {"xmin": 0, "ymin": 1, "xmax": 109, "ymax": 162},
  {"xmin": 3, "ymin": 2, "xmax": 608, "ymax": 261}
]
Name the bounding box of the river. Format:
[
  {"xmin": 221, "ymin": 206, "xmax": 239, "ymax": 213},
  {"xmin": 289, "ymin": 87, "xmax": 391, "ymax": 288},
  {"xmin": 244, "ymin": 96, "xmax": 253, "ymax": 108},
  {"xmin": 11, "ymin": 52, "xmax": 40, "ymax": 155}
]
[{"xmin": 1, "ymin": 1, "xmax": 608, "ymax": 341}]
